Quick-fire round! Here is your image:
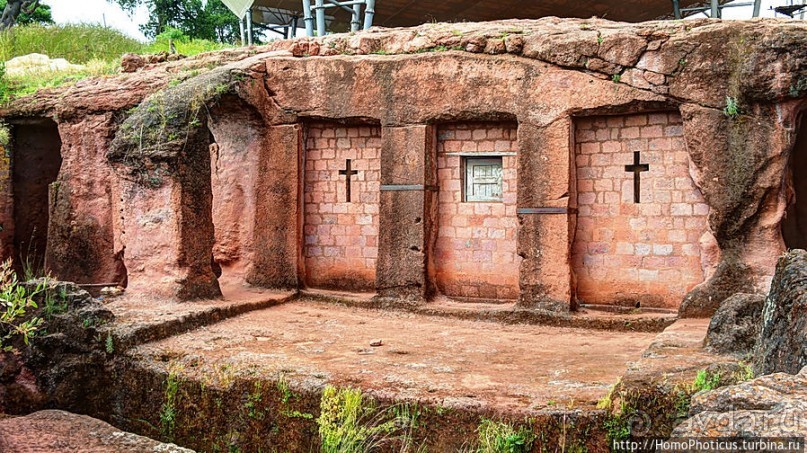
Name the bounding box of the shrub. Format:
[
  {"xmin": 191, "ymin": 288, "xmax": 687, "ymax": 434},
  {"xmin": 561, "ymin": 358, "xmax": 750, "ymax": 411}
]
[{"xmin": 0, "ymin": 259, "xmax": 44, "ymax": 351}]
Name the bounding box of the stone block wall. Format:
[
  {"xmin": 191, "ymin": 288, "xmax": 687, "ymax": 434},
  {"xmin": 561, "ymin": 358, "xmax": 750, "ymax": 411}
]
[
  {"xmin": 572, "ymin": 112, "xmax": 708, "ymax": 308},
  {"xmin": 434, "ymin": 123, "xmax": 520, "ymax": 300},
  {"xmin": 303, "ymin": 123, "xmax": 382, "ymax": 291}
]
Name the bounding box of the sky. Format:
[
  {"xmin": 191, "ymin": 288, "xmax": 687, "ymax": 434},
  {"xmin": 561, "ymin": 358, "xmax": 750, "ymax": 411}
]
[
  {"xmin": 42, "ymin": 0, "xmax": 150, "ymax": 41},
  {"xmin": 41, "ymin": 0, "xmax": 805, "ymax": 43}
]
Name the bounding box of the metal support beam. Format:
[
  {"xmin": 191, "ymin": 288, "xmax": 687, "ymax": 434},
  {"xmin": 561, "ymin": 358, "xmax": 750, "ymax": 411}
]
[
  {"xmin": 710, "ymin": 0, "xmax": 720, "ymax": 18},
  {"xmin": 752, "ymin": 0, "xmax": 762, "ymax": 17},
  {"xmin": 672, "ymin": 0, "xmax": 682, "ymax": 19},
  {"xmin": 246, "ymin": 7, "xmax": 254, "ymax": 45},
  {"xmin": 290, "ymin": 16, "xmax": 298, "ymax": 38},
  {"xmin": 363, "ymin": 0, "xmax": 375, "ymax": 29},
  {"xmin": 351, "ymin": 2, "xmax": 362, "ymax": 31},
  {"xmin": 239, "ymin": 15, "xmax": 246, "ymax": 45},
  {"xmin": 302, "ymin": 0, "xmax": 314, "ymax": 37},
  {"xmin": 315, "ymin": 0, "xmax": 326, "ymax": 36}
]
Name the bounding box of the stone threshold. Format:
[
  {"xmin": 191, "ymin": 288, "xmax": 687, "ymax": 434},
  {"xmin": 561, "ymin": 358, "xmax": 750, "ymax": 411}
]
[{"xmin": 301, "ymin": 289, "xmax": 678, "ymax": 333}]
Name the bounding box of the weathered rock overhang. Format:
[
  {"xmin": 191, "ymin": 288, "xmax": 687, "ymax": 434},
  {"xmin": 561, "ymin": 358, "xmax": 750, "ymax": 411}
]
[{"xmin": 0, "ymin": 17, "xmax": 805, "ymax": 316}]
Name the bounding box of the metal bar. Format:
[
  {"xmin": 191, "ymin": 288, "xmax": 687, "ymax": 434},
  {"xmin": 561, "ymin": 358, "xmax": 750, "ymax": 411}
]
[
  {"xmin": 351, "ymin": 2, "xmax": 362, "ymax": 32},
  {"xmin": 681, "ymin": 2, "xmax": 753, "ymax": 12},
  {"xmin": 315, "ymin": 0, "xmax": 326, "ymax": 36},
  {"xmin": 516, "ymin": 207, "xmax": 573, "ymax": 215},
  {"xmin": 312, "ymin": 0, "xmax": 366, "ymax": 8},
  {"xmin": 444, "ymin": 152, "xmax": 517, "ymax": 157},
  {"xmin": 363, "ymin": 0, "xmax": 375, "ymax": 29},
  {"xmin": 326, "ymin": 0, "xmax": 354, "ymax": 13},
  {"xmin": 290, "ymin": 16, "xmax": 298, "ymax": 38},
  {"xmin": 302, "ymin": 0, "xmax": 314, "ymax": 37},
  {"xmin": 752, "ymin": 0, "xmax": 762, "ymax": 16},
  {"xmin": 711, "ymin": 0, "xmax": 720, "ymax": 18},
  {"xmin": 672, "ymin": 0, "xmax": 682, "ymax": 19},
  {"xmin": 380, "ymin": 184, "xmax": 438, "ymax": 191},
  {"xmin": 246, "ymin": 8, "xmax": 254, "ymax": 45}
]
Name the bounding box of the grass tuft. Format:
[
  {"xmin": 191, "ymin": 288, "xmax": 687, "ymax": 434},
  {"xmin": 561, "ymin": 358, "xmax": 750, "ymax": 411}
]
[{"xmin": 476, "ymin": 418, "xmax": 534, "ymax": 453}]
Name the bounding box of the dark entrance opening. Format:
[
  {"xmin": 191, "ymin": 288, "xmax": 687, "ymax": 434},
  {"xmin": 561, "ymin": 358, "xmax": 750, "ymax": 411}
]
[
  {"xmin": 784, "ymin": 113, "xmax": 807, "ymax": 249},
  {"xmin": 11, "ymin": 118, "xmax": 62, "ymax": 276}
]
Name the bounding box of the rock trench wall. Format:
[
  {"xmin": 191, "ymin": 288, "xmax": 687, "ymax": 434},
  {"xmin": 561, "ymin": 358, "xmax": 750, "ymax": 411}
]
[{"xmin": 0, "ymin": 18, "xmax": 805, "ymax": 315}]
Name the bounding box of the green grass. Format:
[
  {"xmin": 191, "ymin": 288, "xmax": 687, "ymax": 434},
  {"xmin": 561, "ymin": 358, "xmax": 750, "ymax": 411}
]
[
  {"xmin": 476, "ymin": 418, "xmax": 534, "ymax": 453},
  {"xmin": 144, "ymin": 33, "xmax": 233, "ymax": 56},
  {"xmin": 317, "ymin": 385, "xmax": 398, "ymax": 452},
  {"xmin": 0, "ymin": 24, "xmax": 236, "ymax": 105},
  {"xmin": 0, "ymin": 23, "xmax": 143, "ymax": 64}
]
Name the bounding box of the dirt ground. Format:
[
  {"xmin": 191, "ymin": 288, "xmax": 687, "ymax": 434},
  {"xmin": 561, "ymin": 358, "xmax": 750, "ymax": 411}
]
[{"xmin": 132, "ymin": 298, "xmax": 660, "ymax": 412}]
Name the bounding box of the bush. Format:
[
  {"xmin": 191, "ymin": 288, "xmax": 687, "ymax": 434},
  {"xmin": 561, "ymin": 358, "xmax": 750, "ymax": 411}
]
[{"xmin": 0, "ymin": 259, "xmax": 44, "ymax": 351}]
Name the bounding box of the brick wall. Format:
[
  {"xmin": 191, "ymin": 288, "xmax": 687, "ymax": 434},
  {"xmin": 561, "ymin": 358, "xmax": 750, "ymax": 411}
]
[
  {"xmin": 304, "ymin": 123, "xmax": 381, "ymax": 291},
  {"xmin": 435, "ymin": 123, "xmax": 520, "ymax": 300},
  {"xmin": 572, "ymin": 112, "xmax": 707, "ymax": 309}
]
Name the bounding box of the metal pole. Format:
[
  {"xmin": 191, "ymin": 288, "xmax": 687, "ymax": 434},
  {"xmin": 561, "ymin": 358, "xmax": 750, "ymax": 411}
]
[
  {"xmin": 351, "ymin": 2, "xmax": 362, "ymax": 31},
  {"xmin": 363, "ymin": 0, "xmax": 375, "ymax": 29},
  {"xmin": 291, "ymin": 16, "xmax": 298, "ymax": 38},
  {"xmin": 752, "ymin": 0, "xmax": 762, "ymax": 16},
  {"xmin": 302, "ymin": 0, "xmax": 314, "ymax": 37},
  {"xmin": 246, "ymin": 8, "xmax": 254, "ymax": 45},
  {"xmin": 710, "ymin": 0, "xmax": 720, "ymax": 18},
  {"xmin": 672, "ymin": 0, "xmax": 682, "ymax": 19},
  {"xmin": 315, "ymin": 0, "xmax": 326, "ymax": 36},
  {"xmin": 239, "ymin": 15, "xmax": 246, "ymax": 45}
]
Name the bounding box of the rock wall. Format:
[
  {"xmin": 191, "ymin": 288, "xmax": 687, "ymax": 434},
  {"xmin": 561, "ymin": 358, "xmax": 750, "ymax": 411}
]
[
  {"xmin": 755, "ymin": 250, "xmax": 807, "ymax": 375},
  {"xmin": 0, "ymin": 18, "xmax": 804, "ymax": 312}
]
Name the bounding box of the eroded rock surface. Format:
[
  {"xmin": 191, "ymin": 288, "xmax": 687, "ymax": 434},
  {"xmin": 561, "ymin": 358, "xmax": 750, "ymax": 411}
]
[
  {"xmin": 0, "ymin": 410, "xmax": 194, "ymax": 452},
  {"xmin": 755, "ymin": 250, "xmax": 807, "ymax": 375},
  {"xmin": 672, "ymin": 367, "xmax": 807, "ymax": 439},
  {"xmin": 705, "ymin": 293, "xmax": 765, "ymax": 355},
  {"xmin": 0, "ymin": 282, "xmax": 114, "ymax": 415}
]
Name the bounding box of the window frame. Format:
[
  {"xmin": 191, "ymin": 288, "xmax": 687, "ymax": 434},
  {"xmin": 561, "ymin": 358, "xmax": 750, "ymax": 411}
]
[{"xmin": 462, "ymin": 156, "xmax": 504, "ymax": 203}]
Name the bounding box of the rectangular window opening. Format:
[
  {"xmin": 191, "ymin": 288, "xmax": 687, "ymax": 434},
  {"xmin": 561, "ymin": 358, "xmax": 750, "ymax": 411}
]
[{"xmin": 463, "ymin": 156, "xmax": 503, "ymax": 202}]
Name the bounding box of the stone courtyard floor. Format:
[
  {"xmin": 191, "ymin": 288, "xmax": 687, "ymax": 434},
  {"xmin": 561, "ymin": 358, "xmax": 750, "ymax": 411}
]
[{"xmin": 129, "ymin": 298, "xmax": 666, "ymax": 413}]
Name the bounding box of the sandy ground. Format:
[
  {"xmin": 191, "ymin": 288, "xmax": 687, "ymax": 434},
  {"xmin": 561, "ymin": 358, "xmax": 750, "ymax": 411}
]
[{"xmin": 132, "ymin": 298, "xmax": 662, "ymax": 412}]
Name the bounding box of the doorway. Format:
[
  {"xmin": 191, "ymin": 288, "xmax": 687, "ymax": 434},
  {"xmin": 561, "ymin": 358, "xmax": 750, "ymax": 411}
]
[{"xmin": 11, "ymin": 118, "xmax": 62, "ymax": 276}]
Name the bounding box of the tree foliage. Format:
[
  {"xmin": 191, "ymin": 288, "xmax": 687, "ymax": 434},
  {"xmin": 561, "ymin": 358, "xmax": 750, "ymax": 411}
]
[
  {"xmin": 0, "ymin": 0, "xmax": 52, "ymax": 31},
  {"xmin": 111, "ymin": 0, "xmax": 241, "ymax": 43}
]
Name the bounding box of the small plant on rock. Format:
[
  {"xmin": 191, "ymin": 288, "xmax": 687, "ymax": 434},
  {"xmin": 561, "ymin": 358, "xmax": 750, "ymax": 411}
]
[
  {"xmin": 0, "ymin": 259, "xmax": 44, "ymax": 351},
  {"xmin": 723, "ymin": 96, "xmax": 740, "ymax": 118},
  {"xmin": 317, "ymin": 385, "xmax": 398, "ymax": 453},
  {"xmin": 691, "ymin": 369, "xmax": 721, "ymax": 393},
  {"xmin": 476, "ymin": 418, "xmax": 534, "ymax": 453},
  {"xmin": 0, "ymin": 121, "xmax": 9, "ymax": 147},
  {"xmin": 160, "ymin": 371, "xmax": 180, "ymax": 440}
]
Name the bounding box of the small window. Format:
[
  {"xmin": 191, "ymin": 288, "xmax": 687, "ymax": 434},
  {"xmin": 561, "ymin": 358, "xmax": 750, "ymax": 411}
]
[{"xmin": 464, "ymin": 157, "xmax": 503, "ymax": 202}]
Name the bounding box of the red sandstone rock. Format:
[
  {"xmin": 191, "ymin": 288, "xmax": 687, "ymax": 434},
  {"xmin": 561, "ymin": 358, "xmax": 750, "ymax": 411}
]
[
  {"xmin": 120, "ymin": 53, "xmax": 145, "ymax": 73},
  {"xmin": 0, "ymin": 410, "xmax": 194, "ymax": 452}
]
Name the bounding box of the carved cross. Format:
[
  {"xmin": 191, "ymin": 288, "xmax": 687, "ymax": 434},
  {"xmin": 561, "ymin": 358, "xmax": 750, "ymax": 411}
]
[
  {"xmin": 338, "ymin": 159, "xmax": 359, "ymax": 203},
  {"xmin": 624, "ymin": 151, "xmax": 649, "ymax": 203}
]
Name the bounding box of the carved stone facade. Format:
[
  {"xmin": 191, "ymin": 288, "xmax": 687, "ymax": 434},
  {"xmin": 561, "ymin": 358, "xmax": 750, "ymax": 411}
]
[{"xmin": 0, "ymin": 18, "xmax": 804, "ymax": 317}]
